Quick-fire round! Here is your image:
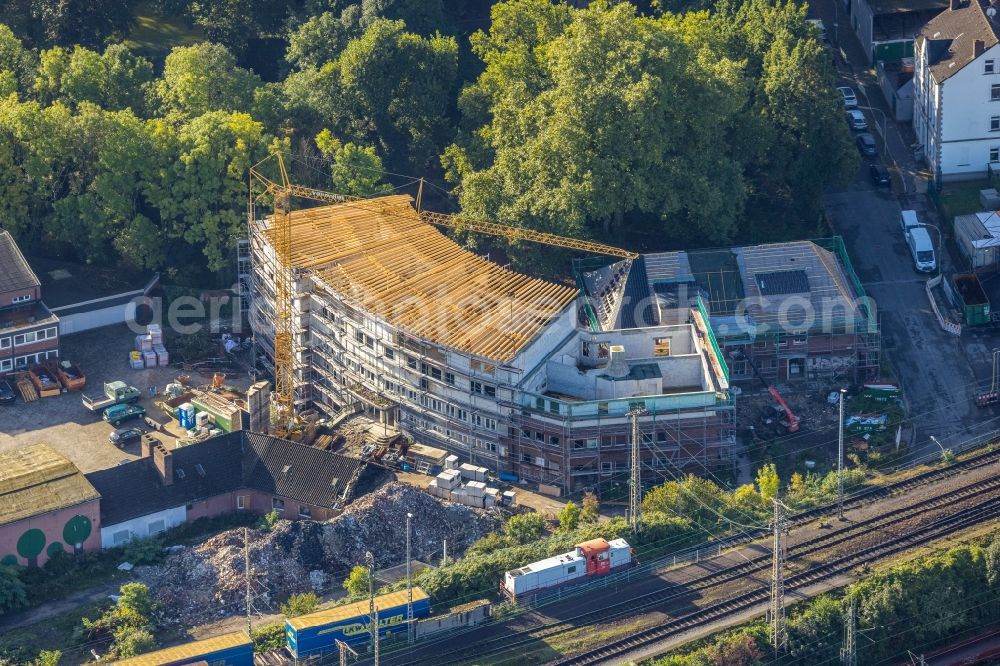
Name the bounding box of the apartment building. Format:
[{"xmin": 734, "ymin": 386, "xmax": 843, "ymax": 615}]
[
  {"xmin": 0, "ymin": 231, "xmax": 59, "ymax": 373},
  {"xmin": 248, "ymin": 196, "xmax": 735, "ymax": 492},
  {"xmin": 914, "ymin": 0, "xmax": 1000, "ymax": 180}
]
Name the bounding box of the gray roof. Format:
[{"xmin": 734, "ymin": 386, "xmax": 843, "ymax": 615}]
[
  {"xmin": 918, "ymin": 0, "xmax": 1000, "ymax": 83},
  {"xmin": 870, "ymin": 0, "xmax": 948, "ymax": 15},
  {"xmin": 0, "ymin": 231, "xmax": 40, "ymax": 295}
]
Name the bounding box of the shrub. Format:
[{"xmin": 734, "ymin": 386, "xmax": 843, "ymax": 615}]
[
  {"xmin": 259, "ymin": 510, "xmax": 280, "ymax": 531},
  {"xmin": 0, "ymin": 566, "xmax": 27, "ymax": 614},
  {"xmin": 558, "ymin": 501, "xmax": 580, "ymax": 531},
  {"xmin": 123, "ymin": 536, "xmax": 166, "ymax": 566},
  {"xmin": 250, "ymin": 623, "xmax": 285, "ymax": 652},
  {"xmin": 111, "ymin": 627, "xmax": 155, "ymax": 659},
  {"xmin": 280, "ymin": 592, "xmax": 318, "ymax": 617},
  {"xmin": 505, "ymin": 513, "xmax": 545, "ymax": 544},
  {"xmin": 342, "ymin": 565, "xmax": 370, "ymax": 598}
]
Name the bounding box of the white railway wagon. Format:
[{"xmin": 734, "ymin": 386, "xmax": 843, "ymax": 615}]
[{"xmin": 502, "ymin": 538, "xmax": 633, "ymax": 601}]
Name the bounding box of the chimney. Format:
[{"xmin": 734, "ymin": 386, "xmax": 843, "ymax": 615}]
[
  {"xmin": 140, "ymin": 434, "xmax": 158, "ymax": 458},
  {"xmin": 607, "ymin": 345, "xmax": 630, "ymax": 379},
  {"xmin": 152, "ymin": 443, "xmax": 174, "ymax": 486},
  {"xmin": 950, "ymin": 0, "xmax": 961, "ymax": 9},
  {"xmin": 976, "ymin": 39, "xmax": 987, "ymax": 57}
]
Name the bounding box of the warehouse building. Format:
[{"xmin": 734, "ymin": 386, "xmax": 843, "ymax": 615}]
[{"xmin": 247, "ymin": 196, "xmax": 735, "ymax": 492}]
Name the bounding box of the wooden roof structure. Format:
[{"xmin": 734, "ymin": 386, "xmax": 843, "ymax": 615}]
[
  {"xmin": 265, "ymin": 195, "xmax": 578, "ymax": 363},
  {"xmin": 0, "ymin": 444, "xmax": 100, "ymax": 526}
]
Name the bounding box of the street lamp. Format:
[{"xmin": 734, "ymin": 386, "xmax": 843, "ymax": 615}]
[
  {"xmin": 930, "ymin": 435, "xmax": 952, "ymax": 462},
  {"xmin": 406, "ymin": 512, "xmax": 413, "ymax": 645}
]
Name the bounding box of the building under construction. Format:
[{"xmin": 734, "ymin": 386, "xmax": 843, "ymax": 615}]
[
  {"xmin": 577, "ymin": 238, "xmax": 879, "ymax": 385},
  {"xmin": 246, "ymin": 194, "xmax": 735, "ymax": 492}
]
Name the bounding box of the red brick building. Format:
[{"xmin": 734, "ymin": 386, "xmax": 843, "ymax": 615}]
[
  {"xmin": 0, "ymin": 444, "xmax": 101, "ymax": 567},
  {"xmin": 0, "ymin": 231, "xmax": 59, "ymax": 373},
  {"xmin": 86, "ymin": 432, "xmax": 366, "ymax": 547}
]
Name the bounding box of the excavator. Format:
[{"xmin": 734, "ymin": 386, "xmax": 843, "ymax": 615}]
[{"xmin": 730, "ymin": 350, "xmax": 801, "ymax": 433}]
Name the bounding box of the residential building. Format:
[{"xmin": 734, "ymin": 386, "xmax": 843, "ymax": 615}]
[
  {"xmin": 247, "ymin": 196, "xmax": 735, "ymax": 492},
  {"xmin": 914, "ymin": 0, "xmax": 1000, "ymax": 180},
  {"xmin": 0, "ymin": 444, "xmax": 101, "ymax": 566},
  {"xmin": 850, "ymin": 0, "xmax": 948, "ymax": 63},
  {"xmin": 86, "ymin": 431, "xmax": 365, "ymax": 547},
  {"xmin": 0, "ymin": 231, "xmax": 59, "ymax": 372},
  {"xmin": 579, "ymin": 239, "xmax": 879, "ymax": 385}
]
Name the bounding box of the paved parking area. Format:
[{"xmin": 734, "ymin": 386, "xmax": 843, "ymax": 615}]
[{"xmin": 1, "ymin": 325, "xmax": 216, "ymax": 473}]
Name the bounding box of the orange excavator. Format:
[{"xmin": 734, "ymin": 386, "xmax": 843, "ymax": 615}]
[{"xmin": 731, "ymin": 350, "xmax": 801, "ymax": 433}]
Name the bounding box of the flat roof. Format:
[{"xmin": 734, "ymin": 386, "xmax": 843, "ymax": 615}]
[
  {"xmin": 112, "ymin": 632, "xmax": 250, "ymax": 665},
  {"xmin": 29, "ymin": 256, "xmax": 156, "ymax": 309},
  {"xmin": 264, "ymin": 196, "xmax": 578, "ymax": 363},
  {"xmin": 288, "ymin": 588, "xmax": 429, "ymax": 630},
  {"xmin": 510, "ymin": 548, "xmax": 582, "ymax": 576},
  {"xmin": 0, "ymin": 444, "xmax": 99, "ymax": 527}
]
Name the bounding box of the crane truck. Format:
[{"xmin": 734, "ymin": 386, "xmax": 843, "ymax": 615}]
[{"xmin": 730, "ymin": 350, "xmax": 801, "ymax": 433}]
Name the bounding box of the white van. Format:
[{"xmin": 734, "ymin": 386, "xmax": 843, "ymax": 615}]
[
  {"xmin": 907, "ymin": 227, "xmax": 936, "ymax": 272},
  {"xmin": 900, "ymin": 209, "xmax": 919, "ymax": 234}
]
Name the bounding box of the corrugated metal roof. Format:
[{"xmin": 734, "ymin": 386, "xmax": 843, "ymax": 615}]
[
  {"xmin": 112, "ymin": 632, "xmax": 250, "ymax": 666},
  {"xmin": 289, "ymin": 588, "xmax": 430, "ymax": 630},
  {"xmin": 0, "ymin": 444, "xmax": 99, "ymax": 526}
]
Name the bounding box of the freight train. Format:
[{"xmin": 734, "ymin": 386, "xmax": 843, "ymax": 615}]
[
  {"xmin": 286, "ymin": 588, "xmax": 432, "ymax": 658},
  {"xmin": 502, "ymin": 538, "xmax": 633, "ymax": 601}
]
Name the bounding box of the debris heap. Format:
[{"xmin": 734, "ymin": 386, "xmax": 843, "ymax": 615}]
[{"xmin": 141, "ymin": 483, "xmax": 497, "ymax": 624}]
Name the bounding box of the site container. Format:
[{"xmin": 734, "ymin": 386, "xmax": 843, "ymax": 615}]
[
  {"xmin": 951, "ymin": 273, "xmax": 991, "ymax": 326},
  {"xmin": 113, "ymin": 631, "xmax": 252, "ymax": 666},
  {"xmin": 286, "ymin": 589, "xmax": 431, "ymax": 658}
]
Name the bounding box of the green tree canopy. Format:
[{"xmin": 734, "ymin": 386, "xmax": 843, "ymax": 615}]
[
  {"xmin": 558, "ymin": 501, "xmax": 580, "ymax": 531},
  {"xmin": 755, "ymin": 463, "xmax": 780, "ymax": 501},
  {"xmin": 154, "ymin": 43, "xmax": 261, "ymax": 117},
  {"xmin": 504, "ymin": 512, "xmax": 546, "ymax": 544},
  {"xmin": 0, "ymin": 565, "xmax": 27, "ymax": 613},
  {"xmin": 342, "ymin": 564, "xmax": 370, "ymax": 597}
]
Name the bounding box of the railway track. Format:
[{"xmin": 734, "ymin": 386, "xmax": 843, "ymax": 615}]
[
  {"xmin": 551, "ymin": 496, "xmax": 1000, "ymax": 665},
  {"xmin": 380, "ymin": 464, "xmax": 1000, "ymax": 666}
]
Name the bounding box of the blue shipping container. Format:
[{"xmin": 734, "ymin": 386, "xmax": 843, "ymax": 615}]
[
  {"xmin": 286, "ymin": 589, "xmax": 431, "ymax": 658},
  {"xmin": 112, "ymin": 631, "xmax": 253, "ymax": 666}
]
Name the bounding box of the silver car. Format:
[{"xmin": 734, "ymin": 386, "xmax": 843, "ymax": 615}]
[{"xmin": 838, "ymin": 86, "xmax": 858, "ymax": 109}]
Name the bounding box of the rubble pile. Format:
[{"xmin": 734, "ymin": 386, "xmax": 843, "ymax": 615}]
[{"xmin": 141, "ymin": 483, "xmax": 498, "ymax": 624}]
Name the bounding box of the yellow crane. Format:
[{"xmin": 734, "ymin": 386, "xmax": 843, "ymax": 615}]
[{"xmin": 248, "ymin": 155, "xmax": 633, "ymax": 426}]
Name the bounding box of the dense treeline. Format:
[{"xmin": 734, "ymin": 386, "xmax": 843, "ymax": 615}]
[
  {"xmin": 0, "ymin": 0, "xmax": 855, "ymax": 283},
  {"xmin": 657, "ymin": 532, "xmax": 1000, "ymax": 666}
]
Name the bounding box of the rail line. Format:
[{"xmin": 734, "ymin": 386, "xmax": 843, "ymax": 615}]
[
  {"xmin": 551, "ymin": 497, "xmax": 1000, "ymax": 665},
  {"xmin": 379, "ymin": 463, "xmax": 1000, "ymax": 666}
]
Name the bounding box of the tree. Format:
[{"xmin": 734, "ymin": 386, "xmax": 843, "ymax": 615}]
[
  {"xmin": 281, "ymin": 592, "xmax": 319, "ymax": 617},
  {"xmin": 315, "ymin": 129, "xmax": 391, "ymax": 196},
  {"xmin": 342, "ymin": 564, "xmax": 370, "ymax": 597},
  {"xmin": 643, "ymin": 475, "xmax": 731, "ymax": 529},
  {"xmin": 182, "ymin": 0, "xmax": 290, "ymax": 57},
  {"xmin": 0, "ymin": 565, "xmax": 27, "ymax": 614},
  {"xmin": 154, "ymin": 43, "xmax": 261, "ymax": 117},
  {"xmin": 444, "ymin": 0, "xmax": 745, "ymax": 246},
  {"xmin": 31, "ymin": 651, "xmax": 61, "ymax": 666},
  {"xmin": 0, "ymin": 23, "xmax": 35, "ymax": 94},
  {"xmin": 505, "ymin": 512, "xmax": 545, "ymax": 544},
  {"xmin": 290, "ymin": 18, "xmax": 458, "ymax": 168},
  {"xmin": 558, "ymin": 501, "xmax": 580, "ymax": 531},
  {"xmin": 118, "ymin": 583, "xmax": 155, "ymax": 619},
  {"xmin": 986, "ymin": 533, "xmax": 1000, "ymax": 588},
  {"xmin": 580, "ymin": 492, "xmax": 600, "ymax": 524},
  {"xmin": 755, "ymin": 463, "xmax": 780, "ymax": 501},
  {"xmin": 30, "ymin": 0, "xmax": 132, "ymax": 49}
]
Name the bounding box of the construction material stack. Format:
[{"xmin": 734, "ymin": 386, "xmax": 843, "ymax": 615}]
[{"xmin": 134, "ymin": 324, "xmax": 168, "ymax": 368}]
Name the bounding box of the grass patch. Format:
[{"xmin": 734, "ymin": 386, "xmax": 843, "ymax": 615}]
[
  {"xmin": 938, "ymin": 179, "xmax": 992, "ymax": 221},
  {"xmin": 0, "ymin": 599, "xmax": 110, "ymax": 662},
  {"xmin": 124, "ymin": 0, "xmax": 204, "ymax": 61},
  {"xmin": 485, "ymin": 618, "xmax": 653, "ymax": 666}
]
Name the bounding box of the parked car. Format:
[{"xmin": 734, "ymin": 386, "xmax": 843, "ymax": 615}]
[
  {"xmin": 102, "ymin": 403, "xmax": 146, "ymax": 426},
  {"xmin": 846, "ymin": 109, "xmax": 868, "ymax": 131},
  {"xmin": 0, "ymin": 380, "xmax": 15, "ymax": 404},
  {"xmin": 838, "ymin": 86, "xmax": 858, "ymax": 108},
  {"xmin": 856, "ymin": 133, "xmax": 877, "ymax": 157},
  {"xmin": 109, "ymin": 427, "xmax": 143, "ymax": 447},
  {"xmin": 870, "ymin": 163, "xmax": 891, "ymax": 186}
]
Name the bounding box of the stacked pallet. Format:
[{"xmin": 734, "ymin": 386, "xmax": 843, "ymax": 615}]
[{"xmin": 16, "ymin": 374, "xmax": 37, "ymax": 401}]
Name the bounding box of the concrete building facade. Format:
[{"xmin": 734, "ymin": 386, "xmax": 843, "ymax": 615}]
[{"xmin": 0, "ymin": 231, "xmax": 59, "ymax": 373}]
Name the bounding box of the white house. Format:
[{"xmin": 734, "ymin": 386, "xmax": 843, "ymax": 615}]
[{"xmin": 914, "ymin": 0, "xmax": 1000, "ymax": 180}]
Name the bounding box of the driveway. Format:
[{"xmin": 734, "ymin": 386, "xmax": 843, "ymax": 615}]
[{"xmin": 815, "ymin": 0, "xmax": 1000, "ymax": 459}]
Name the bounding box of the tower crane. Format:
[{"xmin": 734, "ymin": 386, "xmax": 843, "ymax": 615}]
[{"xmin": 247, "ymin": 155, "xmax": 634, "ymax": 430}]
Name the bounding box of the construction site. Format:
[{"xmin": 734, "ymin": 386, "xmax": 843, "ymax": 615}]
[{"xmin": 244, "ymin": 156, "xmax": 737, "ymax": 493}]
